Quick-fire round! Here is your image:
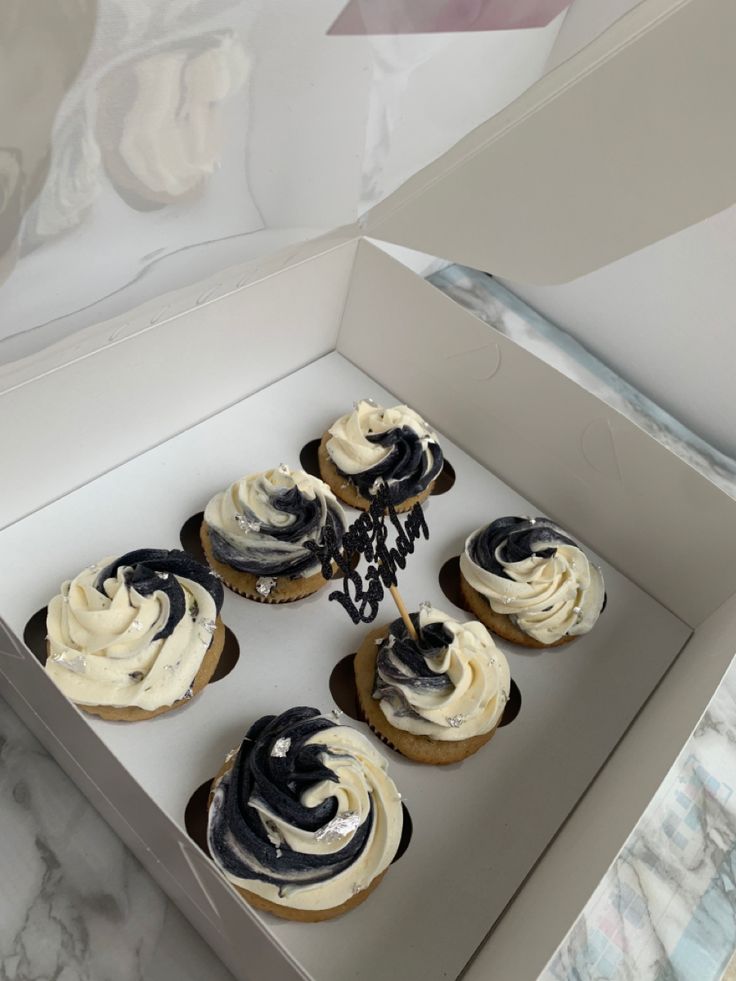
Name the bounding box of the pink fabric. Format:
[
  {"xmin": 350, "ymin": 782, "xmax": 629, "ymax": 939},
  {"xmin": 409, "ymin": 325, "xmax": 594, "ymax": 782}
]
[{"xmin": 328, "ymin": 0, "xmax": 571, "ymax": 35}]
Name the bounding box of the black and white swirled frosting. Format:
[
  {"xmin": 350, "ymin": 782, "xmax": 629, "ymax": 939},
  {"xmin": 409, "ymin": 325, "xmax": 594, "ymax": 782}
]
[
  {"xmin": 460, "ymin": 516, "xmax": 606, "ymax": 645},
  {"xmin": 46, "ymin": 549, "xmax": 224, "ymax": 711},
  {"xmin": 207, "ymin": 707, "xmax": 403, "ymax": 911},
  {"xmin": 374, "ymin": 607, "xmax": 510, "ymax": 740},
  {"xmin": 204, "ymin": 466, "xmax": 346, "ymax": 578},
  {"xmin": 326, "ymin": 400, "xmax": 443, "ymax": 504}
]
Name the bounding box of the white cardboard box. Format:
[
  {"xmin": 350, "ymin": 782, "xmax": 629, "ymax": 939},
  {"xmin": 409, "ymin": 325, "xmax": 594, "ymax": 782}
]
[{"xmin": 2, "ymin": 2, "xmax": 736, "ymax": 979}]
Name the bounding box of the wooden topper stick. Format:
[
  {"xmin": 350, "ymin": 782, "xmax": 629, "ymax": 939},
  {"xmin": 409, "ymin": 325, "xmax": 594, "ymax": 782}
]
[
  {"xmin": 388, "ymin": 583, "xmax": 417, "ymax": 640},
  {"xmin": 378, "ymin": 482, "xmax": 418, "ymax": 640}
]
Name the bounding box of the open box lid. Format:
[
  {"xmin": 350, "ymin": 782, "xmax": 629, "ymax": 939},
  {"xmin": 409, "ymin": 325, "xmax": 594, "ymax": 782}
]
[
  {"xmin": 0, "ymin": 1, "xmax": 564, "ymax": 359},
  {"xmin": 4, "ymin": 0, "xmax": 735, "ymax": 365},
  {"xmin": 364, "ymin": 0, "xmax": 736, "ymax": 283}
]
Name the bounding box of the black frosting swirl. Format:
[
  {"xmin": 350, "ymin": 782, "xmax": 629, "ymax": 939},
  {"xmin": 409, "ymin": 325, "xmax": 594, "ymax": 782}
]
[
  {"xmin": 208, "ymin": 485, "xmax": 346, "ymax": 577},
  {"xmin": 468, "ymin": 516, "xmax": 577, "ymax": 579},
  {"xmin": 374, "ymin": 615, "xmax": 454, "ymax": 716},
  {"xmin": 207, "ymin": 707, "xmax": 375, "ymax": 889},
  {"xmin": 336, "ymin": 427, "xmax": 443, "ymax": 505},
  {"xmin": 94, "ymin": 548, "xmax": 224, "ymax": 640}
]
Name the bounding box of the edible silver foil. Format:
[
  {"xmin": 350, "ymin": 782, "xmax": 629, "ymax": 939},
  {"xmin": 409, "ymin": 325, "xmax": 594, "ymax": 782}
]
[
  {"xmin": 256, "ymin": 576, "xmax": 277, "ymax": 597},
  {"xmin": 52, "ymin": 652, "xmax": 87, "ymax": 674},
  {"xmin": 315, "ymin": 810, "xmax": 361, "ymax": 843},
  {"xmin": 235, "ymin": 513, "xmax": 261, "ymax": 532},
  {"xmin": 271, "ymin": 737, "xmax": 291, "ymax": 758}
]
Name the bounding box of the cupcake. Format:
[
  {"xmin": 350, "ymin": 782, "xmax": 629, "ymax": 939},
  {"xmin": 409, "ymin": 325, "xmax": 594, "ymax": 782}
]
[
  {"xmin": 201, "ymin": 466, "xmax": 347, "ymax": 602},
  {"xmin": 206, "ymin": 706, "xmax": 404, "ymax": 921},
  {"xmin": 319, "ymin": 399, "xmax": 443, "ymax": 512},
  {"xmin": 355, "ymin": 606, "xmax": 510, "ymax": 764},
  {"xmin": 45, "ymin": 549, "xmax": 225, "ymax": 721},
  {"xmin": 459, "ymin": 517, "xmax": 606, "ymax": 648}
]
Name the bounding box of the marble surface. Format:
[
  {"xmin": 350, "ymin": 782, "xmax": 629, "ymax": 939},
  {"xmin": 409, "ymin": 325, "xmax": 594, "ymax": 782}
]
[
  {"xmin": 0, "ymin": 696, "xmax": 234, "ymax": 981},
  {"xmin": 541, "ymin": 656, "xmax": 736, "ymax": 981}
]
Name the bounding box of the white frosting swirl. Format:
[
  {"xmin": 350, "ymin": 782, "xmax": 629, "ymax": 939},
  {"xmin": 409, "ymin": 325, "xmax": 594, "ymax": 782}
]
[
  {"xmin": 46, "ymin": 557, "xmax": 218, "ymax": 711},
  {"xmin": 203, "ymin": 466, "xmax": 345, "ymax": 578},
  {"xmin": 460, "ymin": 520, "xmax": 605, "ymax": 645},
  {"xmin": 326, "ymin": 400, "xmax": 440, "ymax": 492},
  {"xmin": 375, "ymin": 607, "xmax": 510, "ymax": 740}
]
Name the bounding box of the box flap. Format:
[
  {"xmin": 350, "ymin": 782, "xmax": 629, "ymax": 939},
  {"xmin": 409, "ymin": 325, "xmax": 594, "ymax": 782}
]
[
  {"xmin": 364, "ymin": 0, "xmax": 736, "ymax": 284},
  {"xmin": 0, "ymin": 3, "xmax": 563, "ymax": 363}
]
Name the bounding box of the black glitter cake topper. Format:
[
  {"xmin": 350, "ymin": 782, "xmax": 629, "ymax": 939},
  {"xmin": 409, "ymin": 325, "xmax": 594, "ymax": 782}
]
[{"xmin": 305, "ymin": 483, "xmax": 428, "ymax": 633}]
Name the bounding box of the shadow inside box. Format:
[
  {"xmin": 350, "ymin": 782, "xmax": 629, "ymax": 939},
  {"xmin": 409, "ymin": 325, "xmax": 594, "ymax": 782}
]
[
  {"xmin": 180, "ymin": 511, "xmax": 207, "ymax": 564},
  {"xmin": 438, "ymin": 555, "xmax": 473, "ymax": 613}
]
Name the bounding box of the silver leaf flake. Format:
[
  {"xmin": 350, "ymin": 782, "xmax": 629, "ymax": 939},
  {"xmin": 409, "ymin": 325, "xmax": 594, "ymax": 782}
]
[
  {"xmin": 88, "ymin": 563, "xmax": 99, "ymax": 572},
  {"xmin": 159, "ymin": 572, "xmax": 170, "ymax": 580},
  {"xmin": 130, "ymin": 619, "xmax": 144, "ymax": 631},
  {"xmin": 572, "ymin": 605, "xmax": 582, "ymax": 616},
  {"xmin": 271, "ymin": 737, "xmax": 291, "ymax": 758},
  {"xmin": 164, "ymin": 665, "xmax": 175, "ymax": 674},
  {"xmin": 275, "ymin": 847, "xmax": 283, "ymax": 859},
  {"xmin": 315, "ymin": 811, "xmax": 361, "ymax": 844},
  {"xmin": 55, "ymin": 653, "xmax": 87, "ymax": 674},
  {"xmin": 224, "ymin": 748, "xmax": 238, "ymax": 764},
  {"xmin": 256, "ymin": 576, "xmax": 277, "ymax": 597},
  {"xmin": 183, "ymin": 686, "xmax": 194, "ymax": 700},
  {"xmin": 351, "ymin": 882, "xmax": 365, "ymax": 896},
  {"xmin": 278, "ymin": 463, "xmax": 290, "ymax": 475},
  {"xmin": 503, "ymin": 597, "xmax": 511, "ymax": 606},
  {"xmin": 129, "ymin": 670, "xmax": 144, "ymax": 681},
  {"xmin": 266, "ymin": 824, "xmax": 283, "ymax": 848},
  {"xmin": 235, "ymin": 513, "xmax": 261, "ymax": 533},
  {"xmin": 418, "ymin": 600, "xmax": 432, "ymax": 614},
  {"xmin": 211, "ymin": 570, "xmax": 224, "ymax": 581},
  {"xmin": 330, "ymin": 709, "xmax": 342, "ymax": 721},
  {"xmin": 200, "ymin": 618, "xmax": 217, "ymax": 634},
  {"xmin": 364, "ymin": 397, "xmax": 377, "ymax": 407},
  {"xmin": 446, "ymin": 715, "xmax": 464, "ymax": 728}
]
